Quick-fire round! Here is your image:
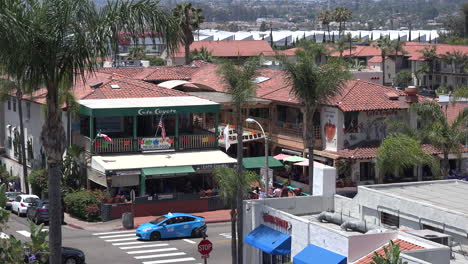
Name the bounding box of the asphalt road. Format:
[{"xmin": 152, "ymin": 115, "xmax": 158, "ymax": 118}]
[{"xmin": 3, "ymin": 212, "xmax": 232, "ymax": 264}]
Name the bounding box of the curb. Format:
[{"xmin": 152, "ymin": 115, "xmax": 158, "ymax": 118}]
[
  {"xmin": 118, "ymin": 218, "xmax": 231, "ymax": 231},
  {"xmin": 67, "ymin": 223, "xmax": 84, "ymax": 230}
]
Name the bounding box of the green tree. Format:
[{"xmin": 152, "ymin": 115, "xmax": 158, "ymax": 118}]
[
  {"xmin": 333, "ymin": 7, "xmax": 352, "ymax": 36},
  {"xmin": 259, "ymin": 21, "xmax": 267, "ymax": 31},
  {"xmin": 371, "ymin": 240, "xmax": 408, "ymax": 264},
  {"xmin": 217, "ymin": 59, "xmax": 259, "ymax": 264},
  {"xmin": 419, "ymin": 46, "xmax": 438, "ymax": 90},
  {"xmin": 128, "ymin": 46, "xmax": 147, "ymax": 60},
  {"xmin": 394, "ymin": 70, "xmax": 413, "ymax": 88},
  {"xmin": 25, "ymin": 221, "xmax": 49, "ymax": 263},
  {"xmin": 28, "ymin": 169, "xmax": 48, "ymax": 199},
  {"xmin": 279, "ymin": 43, "xmax": 351, "ymax": 193},
  {"xmin": 213, "ymin": 167, "xmax": 258, "ymax": 264},
  {"xmin": 319, "ymin": 10, "xmax": 333, "ymax": 42},
  {"xmin": 334, "ymin": 37, "xmax": 347, "ymax": 58},
  {"xmin": 0, "ymin": 1, "xmax": 179, "ymax": 263},
  {"xmin": 373, "ymin": 37, "xmax": 393, "ymax": 85},
  {"xmin": 173, "ymin": 3, "xmax": 205, "ymax": 65},
  {"xmin": 62, "ymin": 145, "xmax": 85, "ymax": 192},
  {"xmin": 190, "ymin": 47, "xmax": 214, "ymax": 62}
]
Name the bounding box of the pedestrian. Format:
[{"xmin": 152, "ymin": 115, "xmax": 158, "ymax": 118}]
[
  {"xmin": 281, "ymin": 185, "xmax": 289, "ymax": 197},
  {"xmin": 273, "ymin": 185, "xmax": 282, "ymax": 197}
]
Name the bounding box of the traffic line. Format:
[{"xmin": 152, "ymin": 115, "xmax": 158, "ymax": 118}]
[
  {"xmin": 0, "ymin": 232, "xmax": 8, "ymax": 238},
  {"xmin": 104, "ymin": 237, "xmax": 137, "ymax": 242},
  {"xmin": 112, "ymin": 241, "xmax": 147, "ymax": 246},
  {"xmin": 16, "ymin": 230, "xmax": 31, "ymax": 237},
  {"xmin": 99, "ymin": 233, "xmax": 136, "ymax": 239},
  {"xmin": 126, "ymin": 246, "xmax": 173, "ymax": 255},
  {"xmin": 134, "ymin": 251, "xmax": 183, "ymax": 259},
  {"xmin": 120, "ymin": 243, "xmax": 168, "ymax": 250},
  {"xmin": 182, "ymin": 239, "xmax": 196, "ymax": 244},
  {"xmin": 142, "ymin": 257, "xmax": 196, "ymax": 264},
  {"xmin": 93, "ymin": 230, "xmax": 135, "ymax": 236}
]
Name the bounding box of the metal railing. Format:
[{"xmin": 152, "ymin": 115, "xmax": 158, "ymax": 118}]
[
  {"xmin": 94, "ymin": 137, "xmax": 135, "ymax": 153},
  {"xmin": 179, "ymin": 134, "xmax": 217, "ymax": 150}
]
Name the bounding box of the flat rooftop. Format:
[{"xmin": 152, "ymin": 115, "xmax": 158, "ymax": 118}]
[
  {"xmin": 366, "ymin": 180, "xmax": 468, "ymax": 216},
  {"xmin": 302, "ymin": 213, "xmax": 363, "ymax": 236}
]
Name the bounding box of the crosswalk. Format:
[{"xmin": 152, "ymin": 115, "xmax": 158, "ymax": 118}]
[
  {"xmin": 93, "ymin": 230, "xmax": 198, "ymax": 264},
  {"xmin": 0, "ymin": 229, "xmax": 49, "ymax": 239},
  {"xmin": 219, "ymin": 232, "xmax": 233, "ymax": 239}
]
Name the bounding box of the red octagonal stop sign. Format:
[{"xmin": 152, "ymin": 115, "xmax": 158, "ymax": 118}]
[{"xmin": 198, "ymin": 239, "xmax": 213, "ymax": 255}]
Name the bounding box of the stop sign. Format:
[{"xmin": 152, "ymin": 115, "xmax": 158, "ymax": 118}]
[{"xmin": 198, "ymin": 239, "xmax": 213, "ymax": 255}]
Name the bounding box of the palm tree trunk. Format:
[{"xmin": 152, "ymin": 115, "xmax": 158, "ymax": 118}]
[
  {"xmin": 230, "ymin": 199, "xmax": 237, "ymax": 264},
  {"xmin": 442, "ymin": 152, "xmax": 450, "ymax": 178},
  {"xmin": 236, "ymin": 107, "xmax": 244, "ymax": 264},
  {"xmin": 305, "ymin": 108, "xmax": 315, "ymax": 194},
  {"xmin": 41, "ymin": 86, "xmax": 66, "ymax": 264},
  {"xmin": 16, "ymin": 90, "xmax": 29, "ymax": 194},
  {"xmin": 382, "ymin": 55, "xmax": 386, "ymax": 85},
  {"xmin": 327, "ymin": 25, "xmax": 330, "ymax": 42},
  {"xmin": 184, "ymin": 42, "xmax": 191, "ymax": 65},
  {"xmin": 66, "ymin": 98, "xmax": 71, "ymax": 147}
]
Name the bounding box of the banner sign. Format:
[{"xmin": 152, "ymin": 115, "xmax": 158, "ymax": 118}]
[
  {"xmin": 140, "ymin": 137, "xmax": 174, "ymax": 151},
  {"xmin": 137, "ymin": 108, "xmax": 177, "ymax": 116}
]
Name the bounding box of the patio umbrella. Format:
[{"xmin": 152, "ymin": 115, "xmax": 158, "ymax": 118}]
[
  {"xmin": 273, "ymin": 153, "xmax": 291, "ymax": 160},
  {"xmin": 283, "ymin": 156, "xmax": 307, "ymax": 162},
  {"xmin": 293, "ymin": 160, "xmax": 309, "ymax": 166}
]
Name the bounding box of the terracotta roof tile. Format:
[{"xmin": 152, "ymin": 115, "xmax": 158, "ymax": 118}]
[
  {"xmin": 98, "ymin": 65, "xmax": 203, "ymax": 82},
  {"xmin": 354, "ymin": 239, "xmax": 424, "ymax": 264},
  {"xmin": 442, "ymin": 103, "xmax": 467, "ymax": 124},
  {"xmin": 173, "ymin": 40, "xmax": 274, "ymax": 58}
]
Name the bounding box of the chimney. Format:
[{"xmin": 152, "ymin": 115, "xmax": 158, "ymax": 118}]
[{"xmin": 405, "ymin": 86, "xmax": 419, "ymax": 103}]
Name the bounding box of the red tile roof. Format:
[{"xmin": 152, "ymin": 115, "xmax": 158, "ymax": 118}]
[
  {"xmin": 262, "ymin": 48, "xmax": 299, "ymax": 57},
  {"xmin": 354, "ymin": 239, "xmax": 424, "ymax": 264},
  {"xmin": 173, "ymin": 40, "xmax": 274, "ymax": 58},
  {"xmin": 442, "ymin": 103, "xmax": 467, "ymax": 124},
  {"xmin": 98, "ymin": 65, "xmax": 203, "ymax": 82}
]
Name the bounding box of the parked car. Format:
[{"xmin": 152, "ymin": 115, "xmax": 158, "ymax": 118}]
[
  {"xmin": 27, "ymin": 199, "xmax": 49, "ymax": 224},
  {"xmin": 136, "ymin": 212, "xmax": 207, "ymax": 241},
  {"xmin": 25, "ymin": 246, "xmax": 85, "ymax": 264},
  {"xmin": 11, "ymin": 194, "xmax": 39, "ymax": 216},
  {"xmin": 5, "ymin": 191, "xmax": 22, "ymax": 210}
]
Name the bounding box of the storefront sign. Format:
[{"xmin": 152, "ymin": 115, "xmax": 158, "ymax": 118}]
[
  {"xmin": 115, "ymin": 170, "xmax": 141, "ymax": 176},
  {"xmin": 140, "ymin": 137, "xmax": 174, "ymax": 151},
  {"xmin": 193, "ymin": 163, "xmax": 235, "ymax": 171},
  {"xmin": 137, "ymin": 108, "xmax": 177, "ymax": 116},
  {"xmin": 263, "ymin": 213, "xmax": 291, "ymax": 231},
  {"xmin": 366, "ymin": 109, "xmax": 398, "ymax": 117}
]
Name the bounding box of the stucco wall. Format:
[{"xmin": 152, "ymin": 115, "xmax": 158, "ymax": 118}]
[{"xmin": 402, "ymin": 249, "xmax": 450, "ymax": 264}]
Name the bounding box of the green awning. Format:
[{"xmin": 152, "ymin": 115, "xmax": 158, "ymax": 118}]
[
  {"xmin": 283, "ymin": 156, "xmax": 307, "ymax": 162},
  {"xmin": 141, "ymin": 166, "xmax": 195, "ymax": 177},
  {"xmin": 243, "ymin": 156, "xmax": 284, "ymax": 169}
]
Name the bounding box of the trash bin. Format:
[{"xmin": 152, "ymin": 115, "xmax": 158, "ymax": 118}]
[{"xmin": 122, "ymin": 212, "xmax": 134, "ymax": 229}]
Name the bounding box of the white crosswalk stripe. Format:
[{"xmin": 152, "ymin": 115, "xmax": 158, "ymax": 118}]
[
  {"xmin": 94, "ymin": 230, "xmax": 198, "ymax": 264},
  {"xmin": 219, "ymin": 232, "xmax": 232, "ymax": 239},
  {"xmin": 17, "ymin": 230, "xmax": 31, "ymax": 237}
]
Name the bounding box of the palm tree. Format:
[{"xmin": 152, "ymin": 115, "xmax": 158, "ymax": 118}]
[
  {"xmin": 173, "ymin": 3, "xmax": 205, "ymax": 65},
  {"xmin": 217, "ymin": 59, "xmax": 259, "ymax": 264},
  {"xmin": 371, "ymin": 240, "xmax": 408, "ymax": 264},
  {"xmin": 334, "ymin": 37, "xmax": 347, "ymax": 58},
  {"xmin": 190, "ymin": 46, "xmax": 214, "ymax": 62},
  {"xmin": 319, "ymin": 10, "xmax": 333, "ymax": 42},
  {"xmin": 373, "ymin": 37, "xmax": 393, "ymax": 85},
  {"xmin": 420, "ymin": 46, "xmax": 438, "ymax": 90},
  {"xmin": 279, "ymin": 43, "xmax": 351, "ymax": 193},
  {"xmin": 0, "ymin": 1, "xmax": 179, "ymax": 263},
  {"xmin": 412, "ymin": 101, "xmax": 468, "ymax": 177},
  {"xmin": 212, "ymin": 167, "xmax": 258, "ymax": 264},
  {"xmin": 333, "ymin": 7, "xmax": 352, "ymax": 36}
]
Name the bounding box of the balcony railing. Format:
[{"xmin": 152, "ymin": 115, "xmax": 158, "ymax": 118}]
[
  {"xmin": 94, "ymin": 137, "xmax": 135, "ymax": 153},
  {"xmin": 179, "ymin": 134, "xmax": 217, "ymax": 150}
]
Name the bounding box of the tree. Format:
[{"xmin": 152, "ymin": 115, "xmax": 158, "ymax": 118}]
[
  {"xmin": 0, "ymin": 80, "xmax": 29, "ymax": 194},
  {"xmin": 279, "ymin": 43, "xmax": 351, "ymax": 194},
  {"xmin": 217, "ymin": 59, "xmax": 259, "ymax": 264},
  {"xmin": 319, "ymin": 10, "xmax": 333, "ymax": 42},
  {"xmin": 373, "ymin": 37, "xmax": 393, "ymax": 85},
  {"xmin": 62, "ymin": 145, "xmax": 85, "ymax": 193},
  {"xmin": 419, "ymin": 46, "xmax": 438, "ymax": 90},
  {"xmin": 394, "ymin": 70, "xmax": 413, "ymax": 88},
  {"xmin": 212, "ymin": 167, "xmax": 258, "ymax": 264},
  {"xmin": 371, "ymin": 240, "xmax": 408, "ymax": 264},
  {"xmin": 173, "ymin": 2, "xmax": 205, "ymax": 65},
  {"xmin": 0, "ymin": 1, "xmax": 179, "ymax": 263},
  {"xmin": 333, "ymin": 37, "xmax": 347, "ymax": 58},
  {"xmin": 128, "ymin": 46, "xmax": 147, "ymax": 60},
  {"xmin": 190, "ymin": 47, "xmax": 214, "ymax": 62},
  {"xmin": 333, "ymin": 7, "xmax": 352, "ymax": 36},
  {"xmin": 411, "ymin": 101, "xmax": 468, "ymax": 177},
  {"xmin": 259, "ymin": 21, "xmax": 267, "ymax": 31}
]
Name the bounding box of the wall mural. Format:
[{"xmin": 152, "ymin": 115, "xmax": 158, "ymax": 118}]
[{"xmin": 323, "ymin": 108, "xmax": 338, "ymax": 150}]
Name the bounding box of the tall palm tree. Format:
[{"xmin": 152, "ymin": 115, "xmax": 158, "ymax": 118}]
[
  {"xmin": 212, "ymin": 167, "xmax": 258, "ymax": 264},
  {"xmin": 0, "ymin": 1, "xmax": 179, "ymax": 263},
  {"xmin": 420, "ymin": 46, "xmax": 438, "ymax": 90},
  {"xmin": 217, "ymin": 59, "xmax": 259, "ymax": 264},
  {"xmin": 173, "ymin": 3, "xmax": 205, "ymax": 65},
  {"xmin": 319, "ymin": 10, "xmax": 333, "ymax": 42},
  {"xmin": 373, "ymin": 37, "xmax": 393, "ymax": 85},
  {"xmin": 333, "ymin": 7, "xmax": 352, "ymax": 37},
  {"xmin": 279, "ymin": 43, "xmax": 351, "ymax": 193}
]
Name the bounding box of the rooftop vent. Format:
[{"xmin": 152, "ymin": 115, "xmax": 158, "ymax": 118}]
[
  {"xmin": 111, "ymin": 84, "xmax": 120, "ymax": 89},
  {"xmin": 255, "ymin": 76, "xmax": 270, "ymax": 84},
  {"xmin": 90, "ymin": 81, "xmax": 103, "ymax": 89},
  {"xmin": 385, "ymin": 92, "xmax": 399, "ymax": 100}
]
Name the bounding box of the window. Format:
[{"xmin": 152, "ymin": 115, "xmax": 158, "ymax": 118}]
[
  {"xmin": 26, "ymin": 102, "xmax": 31, "ymax": 119},
  {"xmin": 262, "ymin": 252, "xmax": 291, "ymax": 264},
  {"xmin": 79, "ymin": 115, "xmax": 90, "ymax": 137},
  {"xmin": 15, "ymin": 196, "xmax": 21, "ymax": 202},
  {"xmin": 380, "ymin": 212, "xmax": 399, "ymax": 227},
  {"xmin": 7, "ymin": 98, "xmax": 11, "ymax": 110},
  {"xmin": 249, "ymin": 108, "xmax": 269, "ymax": 119},
  {"xmin": 443, "ymin": 76, "xmax": 448, "ymax": 84},
  {"xmin": 422, "ymin": 224, "xmax": 444, "ymax": 233},
  {"xmin": 344, "ymin": 111, "xmax": 359, "ymax": 133},
  {"xmin": 12, "ymin": 98, "xmax": 16, "ymax": 112},
  {"xmin": 359, "ymin": 162, "xmax": 374, "ymax": 182}
]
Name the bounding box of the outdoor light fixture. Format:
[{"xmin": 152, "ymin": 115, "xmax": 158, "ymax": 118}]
[{"xmin": 245, "ymin": 118, "xmax": 270, "ymax": 196}]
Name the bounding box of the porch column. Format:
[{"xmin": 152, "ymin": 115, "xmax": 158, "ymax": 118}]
[
  {"xmin": 175, "ymin": 113, "xmax": 179, "ymax": 150},
  {"xmin": 90, "ymin": 114, "xmax": 94, "ymax": 153},
  {"xmin": 140, "ymin": 173, "xmax": 146, "ymax": 197},
  {"xmin": 133, "ymin": 116, "xmax": 138, "ymax": 152},
  {"xmin": 214, "ymin": 112, "xmax": 219, "ymax": 148}
]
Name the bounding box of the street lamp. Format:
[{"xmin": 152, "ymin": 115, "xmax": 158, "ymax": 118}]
[{"xmin": 246, "ymin": 118, "xmax": 270, "ymax": 195}]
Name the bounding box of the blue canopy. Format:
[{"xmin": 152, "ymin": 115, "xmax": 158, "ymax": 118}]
[
  {"xmin": 244, "ymin": 224, "xmax": 291, "ymax": 255},
  {"xmin": 294, "ymin": 244, "xmax": 347, "ymax": 264}
]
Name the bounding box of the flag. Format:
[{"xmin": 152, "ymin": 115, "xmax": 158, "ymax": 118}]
[
  {"xmin": 223, "ymin": 124, "xmax": 231, "ymax": 151},
  {"xmin": 158, "ymin": 119, "xmax": 166, "ymax": 140},
  {"xmin": 97, "ymin": 132, "xmax": 112, "ymax": 142}
]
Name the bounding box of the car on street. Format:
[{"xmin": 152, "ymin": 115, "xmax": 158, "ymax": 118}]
[
  {"xmin": 25, "ymin": 246, "xmax": 86, "ymax": 264},
  {"xmin": 5, "ymin": 191, "xmax": 22, "ymax": 210},
  {"xmin": 136, "ymin": 212, "xmax": 207, "ymax": 241},
  {"xmin": 11, "ymin": 194, "xmax": 39, "ymax": 216},
  {"xmin": 27, "ymin": 199, "xmax": 49, "ymax": 224}
]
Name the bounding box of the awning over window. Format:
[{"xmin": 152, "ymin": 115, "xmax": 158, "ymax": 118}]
[
  {"xmin": 141, "ymin": 166, "xmax": 195, "ymax": 177},
  {"xmin": 243, "ymin": 157, "xmax": 284, "ymax": 169},
  {"xmin": 293, "ymin": 244, "xmax": 347, "ymax": 264},
  {"xmin": 244, "ymin": 224, "xmax": 291, "ymax": 255}
]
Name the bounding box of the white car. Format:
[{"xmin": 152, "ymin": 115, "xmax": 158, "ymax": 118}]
[{"xmin": 11, "ymin": 194, "xmax": 39, "ymax": 216}]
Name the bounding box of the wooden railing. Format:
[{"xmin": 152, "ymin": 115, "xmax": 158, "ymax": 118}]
[
  {"xmin": 94, "ymin": 137, "xmax": 135, "ymax": 153},
  {"xmin": 179, "ymin": 134, "xmax": 217, "ymax": 150}
]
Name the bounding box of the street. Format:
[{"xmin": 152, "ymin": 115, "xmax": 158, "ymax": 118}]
[{"xmin": 2, "ymin": 213, "xmax": 232, "ymax": 264}]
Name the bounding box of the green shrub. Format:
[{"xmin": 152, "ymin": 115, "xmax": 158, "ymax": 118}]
[
  {"xmin": 64, "ymin": 189, "xmax": 105, "ymax": 222},
  {"xmin": 28, "ymin": 169, "xmax": 48, "ymax": 199}
]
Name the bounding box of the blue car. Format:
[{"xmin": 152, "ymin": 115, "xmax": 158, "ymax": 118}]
[{"xmin": 136, "ymin": 213, "xmax": 207, "ymax": 241}]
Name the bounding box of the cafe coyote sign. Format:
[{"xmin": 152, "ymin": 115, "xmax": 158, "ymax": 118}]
[
  {"xmin": 263, "ymin": 213, "xmax": 291, "ymax": 231},
  {"xmin": 137, "ymin": 108, "xmax": 177, "ymax": 116}
]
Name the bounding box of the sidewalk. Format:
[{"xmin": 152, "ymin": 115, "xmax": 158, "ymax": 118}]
[{"xmin": 65, "ymin": 209, "xmax": 231, "ymax": 232}]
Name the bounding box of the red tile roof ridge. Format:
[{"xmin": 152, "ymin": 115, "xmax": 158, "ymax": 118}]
[{"xmin": 353, "ymin": 239, "xmax": 424, "ymax": 264}]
